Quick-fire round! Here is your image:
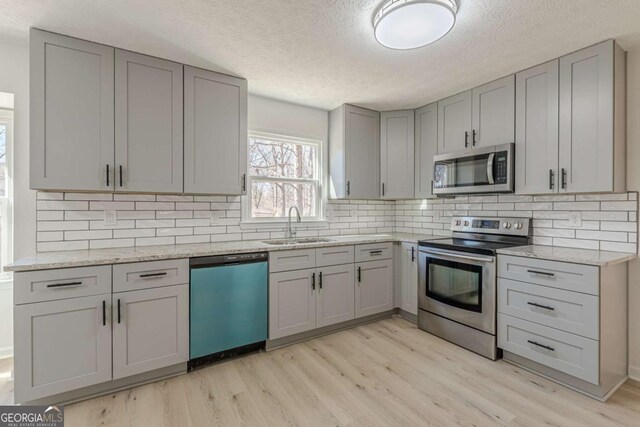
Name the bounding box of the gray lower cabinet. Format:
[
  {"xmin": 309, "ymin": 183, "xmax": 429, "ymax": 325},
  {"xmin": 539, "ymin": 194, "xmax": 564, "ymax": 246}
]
[
  {"xmin": 184, "ymin": 66, "xmax": 248, "ymax": 195},
  {"xmin": 14, "ymin": 294, "xmax": 112, "ymax": 403},
  {"xmin": 112, "ymin": 284, "xmax": 189, "ymax": 379},
  {"xmin": 414, "ymin": 102, "xmax": 438, "ymax": 199},
  {"xmin": 316, "ymin": 264, "xmax": 355, "ymax": 328},
  {"xmin": 269, "ymin": 269, "xmax": 316, "ymax": 339},
  {"xmin": 437, "ymin": 90, "xmax": 472, "ymax": 154},
  {"xmin": 380, "ymin": 110, "xmax": 415, "ymax": 199},
  {"xmin": 398, "ymin": 242, "xmax": 418, "ymax": 316},
  {"xmin": 471, "ymin": 75, "xmax": 515, "ymax": 148},
  {"xmin": 115, "ymin": 50, "xmax": 184, "ymax": 193},
  {"xmin": 30, "ymin": 29, "xmax": 114, "ymax": 191},
  {"xmin": 329, "ymin": 104, "xmax": 380, "ymax": 199},
  {"xmin": 355, "ymin": 259, "xmax": 394, "ymax": 318}
]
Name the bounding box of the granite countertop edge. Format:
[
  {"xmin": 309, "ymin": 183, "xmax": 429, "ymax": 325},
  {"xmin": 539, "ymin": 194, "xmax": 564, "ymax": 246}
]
[
  {"xmin": 6, "ymin": 233, "xmax": 443, "ymax": 272},
  {"xmin": 496, "ymin": 245, "xmax": 637, "ymax": 267}
]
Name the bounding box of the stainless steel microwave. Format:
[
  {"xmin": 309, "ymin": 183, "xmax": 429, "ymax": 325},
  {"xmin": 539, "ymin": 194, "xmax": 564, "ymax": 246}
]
[{"xmin": 432, "ymin": 143, "xmax": 514, "ymax": 195}]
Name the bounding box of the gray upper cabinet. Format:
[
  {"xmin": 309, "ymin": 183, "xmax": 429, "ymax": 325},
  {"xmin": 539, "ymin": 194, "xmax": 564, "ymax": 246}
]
[
  {"xmin": 515, "ymin": 61, "xmax": 559, "ymax": 195},
  {"xmin": 329, "ymin": 104, "xmax": 380, "ymax": 199},
  {"xmin": 437, "ymin": 91, "xmax": 472, "ymax": 154},
  {"xmin": 115, "ymin": 50, "xmax": 183, "ymax": 193},
  {"xmin": 380, "ymin": 110, "xmax": 415, "ymax": 199},
  {"xmin": 184, "ymin": 66, "xmax": 248, "ymax": 195},
  {"xmin": 559, "ymin": 40, "xmax": 626, "ymax": 193},
  {"xmin": 414, "ymin": 103, "xmax": 438, "ymax": 199},
  {"xmin": 472, "ymin": 75, "xmax": 515, "ymax": 148},
  {"xmin": 30, "ymin": 29, "xmax": 115, "ymax": 191}
]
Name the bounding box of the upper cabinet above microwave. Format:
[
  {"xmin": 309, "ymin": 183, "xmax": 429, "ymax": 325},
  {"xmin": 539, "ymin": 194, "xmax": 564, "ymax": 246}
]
[
  {"xmin": 516, "ymin": 40, "xmax": 625, "ymax": 194},
  {"xmin": 437, "ymin": 75, "xmax": 515, "ymax": 154},
  {"xmin": 29, "ymin": 29, "xmax": 248, "ymax": 195}
]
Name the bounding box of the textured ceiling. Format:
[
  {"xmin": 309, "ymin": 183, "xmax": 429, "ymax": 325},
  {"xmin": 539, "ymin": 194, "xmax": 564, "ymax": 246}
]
[{"xmin": 1, "ymin": 0, "xmax": 640, "ymax": 110}]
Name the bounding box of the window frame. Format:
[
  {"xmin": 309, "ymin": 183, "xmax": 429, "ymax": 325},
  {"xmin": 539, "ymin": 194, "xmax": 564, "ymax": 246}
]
[
  {"xmin": 0, "ymin": 108, "xmax": 13, "ymax": 282},
  {"xmin": 243, "ymin": 131, "xmax": 324, "ymax": 223}
]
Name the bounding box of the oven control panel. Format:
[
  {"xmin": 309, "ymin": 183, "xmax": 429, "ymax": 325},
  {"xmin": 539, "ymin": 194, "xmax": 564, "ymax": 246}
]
[{"xmin": 451, "ymin": 217, "xmax": 530, "ymax": 236}]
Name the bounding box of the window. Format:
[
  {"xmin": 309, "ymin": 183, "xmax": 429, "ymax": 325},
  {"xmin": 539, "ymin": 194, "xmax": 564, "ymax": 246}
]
[
  {"xmin": 247, "ymin": 132, "xmax": 322, "ymax": 221},
  {"xmin": 0, "ymin": 107, "xmax": 12, "ymax": 280}
]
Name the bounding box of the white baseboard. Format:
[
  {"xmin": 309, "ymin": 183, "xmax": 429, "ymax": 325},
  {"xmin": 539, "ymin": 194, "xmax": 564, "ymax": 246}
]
[{"xmin": 629, "ymin": 364, "xmax": 640, "ymax": 382}]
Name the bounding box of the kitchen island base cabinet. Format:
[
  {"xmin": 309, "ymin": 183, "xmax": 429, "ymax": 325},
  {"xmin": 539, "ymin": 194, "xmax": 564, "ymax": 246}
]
[{"xmin": 355, "ymin": 259, "xmax": 394, "ymax": 318}]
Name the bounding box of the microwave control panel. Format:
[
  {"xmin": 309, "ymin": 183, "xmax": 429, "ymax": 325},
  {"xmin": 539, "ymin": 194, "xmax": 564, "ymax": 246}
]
[{"xmin": 495, "ymin": 152, "xmax": 508, "ymax": 184}]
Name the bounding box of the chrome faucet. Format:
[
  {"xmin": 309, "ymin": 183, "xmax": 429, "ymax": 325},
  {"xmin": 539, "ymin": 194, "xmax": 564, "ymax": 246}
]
[{"xmin": 286, "ymin": 206, "xmax": 301, "ymax": 239}]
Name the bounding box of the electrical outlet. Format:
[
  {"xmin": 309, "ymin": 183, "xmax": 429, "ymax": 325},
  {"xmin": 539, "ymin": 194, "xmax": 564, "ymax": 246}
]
[
  {"xmin": 568, "ymin": 211, "xmax": 582, "ymax": 227},
  {"xmin": 210, "ymin": 211, "xmax": 220, "ymax": 225},
  {"xmin": 104, "ymin": 210, "xmax": 117, "ymax": 226}
]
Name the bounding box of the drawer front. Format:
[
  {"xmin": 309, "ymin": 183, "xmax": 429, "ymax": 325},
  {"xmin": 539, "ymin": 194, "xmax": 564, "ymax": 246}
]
[
  {"xmin": 269, "ymin": 249, "xmax": 316, "ymax": 273},
  {"xmin": 498, "ymin": 255, "xmax": 599, "ymax": 295},
  {"xmin": 113, "ymin": 259, "xmax": 189, "ymax": 292},
  {"xmin": 355, "ymin": 242, "xmax": 393, "ymax": 262},
  {"xmin": 315, "ymin": 245, "xmax": 354, "ymax": 267},
  {"xmin": 498, "ymin": 314, "xmax": 599, "ymax": 384},
  {"xmin": 498, "ymin": 279, "xmax": 599, "ymax": 339},
  {"xmin": 14, "ymin": 266, "xmax": 112, "ymax": 304}
]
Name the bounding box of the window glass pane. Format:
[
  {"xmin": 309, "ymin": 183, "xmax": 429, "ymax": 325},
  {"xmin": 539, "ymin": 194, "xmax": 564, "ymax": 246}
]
[
  {"xmin": 0, "ymin": 123, "xmax": 5, "ymax": 197},
  {"xmin": 250, "ymin": 180, "xmax": 316, "ymax": 218},
  {"xmin": 249, "ymin": 137, "xmax": 316, "ymax": 179}
]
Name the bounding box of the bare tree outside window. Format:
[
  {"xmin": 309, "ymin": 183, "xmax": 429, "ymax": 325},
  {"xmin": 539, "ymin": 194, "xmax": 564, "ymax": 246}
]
[{"xmin": 248, "ymin": 134, "xmax": 320, "ymax": 219}]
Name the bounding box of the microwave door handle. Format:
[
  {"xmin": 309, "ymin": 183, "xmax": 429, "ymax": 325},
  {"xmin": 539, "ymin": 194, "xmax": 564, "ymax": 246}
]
[{"xmin": 487, "ymin": 153, "xmax": 495, "ymax": 185}]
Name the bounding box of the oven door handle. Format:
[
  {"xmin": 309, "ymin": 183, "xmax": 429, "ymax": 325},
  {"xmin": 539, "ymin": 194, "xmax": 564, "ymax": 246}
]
[
  {"xmin": 487, "ymin": 152, "xmax": 495, "ymax": 185},
  {"xmin": 421, "ymin": 248, "xmax": 495, "ymax": 264}
]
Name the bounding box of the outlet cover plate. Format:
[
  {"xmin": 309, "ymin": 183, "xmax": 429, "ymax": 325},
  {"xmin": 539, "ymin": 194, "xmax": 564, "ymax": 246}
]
[
  {"xmin": 568, "ymin": 211, "xmax": 582, "ymax": 227},
  {"xmin": 104, "ymin": 210, "xmax": 117, "ymax": 226}
]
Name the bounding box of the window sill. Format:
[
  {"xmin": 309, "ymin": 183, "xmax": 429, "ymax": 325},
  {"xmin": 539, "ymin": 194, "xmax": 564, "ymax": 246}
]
[{"xmin": 240, "ymin": 219, "xmax": 329, "ymax": 230}]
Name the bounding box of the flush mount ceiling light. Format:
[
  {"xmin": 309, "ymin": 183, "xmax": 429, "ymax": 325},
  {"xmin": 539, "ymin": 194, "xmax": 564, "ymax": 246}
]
[{"xmin": 373, "ymin": 0, "xmax": 458, "ymax": 50}]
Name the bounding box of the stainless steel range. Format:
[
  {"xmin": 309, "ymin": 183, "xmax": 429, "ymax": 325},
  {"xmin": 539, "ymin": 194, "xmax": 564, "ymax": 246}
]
[{"xmin": 418, "ymin": 216, "xmax": 532, "ymax": 360}]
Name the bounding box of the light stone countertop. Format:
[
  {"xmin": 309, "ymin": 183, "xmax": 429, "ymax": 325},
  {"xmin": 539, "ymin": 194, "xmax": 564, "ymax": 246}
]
[
  {"xmin": 496, "ymin": 245, "xmax": 637, "ymax": 267},
  {"xmin": 6, "ymin": 233, "xmax": 443, "ymax": 272}
]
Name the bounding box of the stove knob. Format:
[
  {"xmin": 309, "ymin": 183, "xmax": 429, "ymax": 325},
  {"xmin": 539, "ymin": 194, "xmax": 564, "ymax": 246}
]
[
  {"xmin": 515, "ymin": 222, "xmax": 523, "ymax": 230},
  {"xmin": 463, "ymin": 221, "xmax": 469, "ymax": 226},
  {"xmin": 503, "ymin": 222, "xmax": 512, "ymax": 229}
]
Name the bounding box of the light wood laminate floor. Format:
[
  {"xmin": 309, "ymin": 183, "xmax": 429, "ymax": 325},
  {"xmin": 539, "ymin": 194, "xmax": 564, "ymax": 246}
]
[{"xmin": 3, "ymin": 317, "xmax": 640, "ymax": 426}]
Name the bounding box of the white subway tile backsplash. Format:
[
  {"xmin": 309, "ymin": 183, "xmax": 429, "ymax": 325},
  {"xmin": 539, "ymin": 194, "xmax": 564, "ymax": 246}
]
[
  {"xmin": 601, "ymin": 201, "xmax": 637, "ymax": 211},
  {"xmin": 64, "ymin": 230, "xmax": 112, "ymax": 241}
]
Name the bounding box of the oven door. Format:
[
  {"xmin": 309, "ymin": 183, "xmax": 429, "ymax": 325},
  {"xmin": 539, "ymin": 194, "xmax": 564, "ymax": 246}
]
[{"xmin": 418, "ymin": 247, "xmax": 496, "ymax": 334}]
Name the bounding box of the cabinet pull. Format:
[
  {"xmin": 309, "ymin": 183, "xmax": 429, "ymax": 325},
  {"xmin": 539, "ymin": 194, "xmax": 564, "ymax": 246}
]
[
  {"xmin": 472, "ymin": 129, "xmax": 477, "ymax": 146},
  {"xmin": 117, "ymin": 299, "xmax": 121, "ymax": 324},
  {"xmin": 46, "ymin": 281, "xmax": 83, "ymax": 289},
  {"xmin": 311, "ymin": 272, "xmax": 316, "ymax": 290},
  {"xmin": 464, "ymin": 131, "xmax": 469, "ymax": 148},
  {"xmin": 561, "ymin": 168, "xmax": 567, "ymax": 189},
  {"xmin": 102, "ymin": 300, "xmax": 106, "ymax": 326},
  {"xmin": 346, "ymin": 181, "xmax": 351, "ymax": 196},
  {"xmin": 526, "ymin": 269, "xmax": 555, "ymax": 277},
  {"xmin": 319, "ymin": 272, "xmax": 323, "ymax": 289},
  {"xmin": 369, "ymin": 250, "xmax": 383, "ymax": 255},
  {"xmin": 549, "ymin": 169, "xmax": 555, "ymax": 190},
  {"xmin": 527, "ymin": 301, "xmax": 555, "ymax": 311},
  {"xmin": 119, "ymin": 165, "xmax": 123, "ymax": 187},
  {"xmin": 382, "ymin": 183, "xmax": 385, "ymax": 197},
  {"xmin": 106, "ymin": 164, "xmax": 110, "ymax": 187},
  {"xmin": 139, "ymin": 272, "xmax": 168, "ymax": 278},
  {"xmin": 357, "ymin": 266, "xmax": 361, "ymax": 283},
  {"xmin": 241, "ymin": 174, "xmax": 246, "ymax": 192},
  {"xmin": 411, "ymin": 247, "xmax": 415, "ymax": 262},
  {"xmin": 527, "ymin": 340, "xmax": 555, "ymax": 352}
]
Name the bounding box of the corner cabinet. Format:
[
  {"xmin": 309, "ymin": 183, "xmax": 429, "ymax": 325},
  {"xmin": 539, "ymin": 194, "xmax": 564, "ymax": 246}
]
[
  {"xmin": 414, "ymin": 102, "xmax": 438, "ymax": 199},
  {"xmin": 380, "ymin": 110, "xmax": 415, "ymax": 199},
  {"xmin": 30, "ymin": 29, "xmax": 115, "ymax": 191},
  {"xmin": 329, "ymin": 104, "xmax": 380, "ymax": 199},
  {"xmin": 184, "ymin": 66, "xmax": 248, "ymax": 195}
]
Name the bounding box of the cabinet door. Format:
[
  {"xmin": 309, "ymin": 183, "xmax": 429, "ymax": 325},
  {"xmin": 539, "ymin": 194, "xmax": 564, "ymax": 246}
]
[
  {"xmin": 30, "ymin": 29, "xmax": 114, "ymax": 191},
  {"xmin": 112, "ymin": 284, "xmax": 188, "ymax": 379},
  {"xmin": 414, "ymin": 103, "xmax": 438, "ymax": 198},
  {"xmin": 380, "ymin": 110, "xmax": 415, "ymax": 199},
  {"xmin": 269, "ymin": 269, "xmax": 316, "ymax": 339},
  {"xmin": 437, "ymin": 91, "xmax": 472, "ymax": 154},
  {"xmin": 316, "ymin": 264, "xmax": 355, "ymax": 328},
  {"xmin": 115, "ymin": 50, "xmax": 183, "ymax": 193},
  {"xmin": 559, "ymin": 41, "xmax": 615, "ymax": 193},
  {"xmin": 184, "ymin": 66, "xmax": 248, "ymax": 194},
  {"xmin": 399, "ymin": 243, "xmax": 418, "ymax": 316},
  {"xmin": 515, "ymin": 61, "xmax": 559, "ymax": 194},
  {"xmin": 355, "ymin": 259, "xmax": 393, "ymax": 318},
  {"xmin": 345, "ymin": 105, "xmax": 380, "ymax": 199},
  {"xmin": 471, "ymin": 75, "xmax": 515, "ymax": 148},
  {"xmin": 14, "ymin": 294, "xmax": 112, "ymax": 403}
]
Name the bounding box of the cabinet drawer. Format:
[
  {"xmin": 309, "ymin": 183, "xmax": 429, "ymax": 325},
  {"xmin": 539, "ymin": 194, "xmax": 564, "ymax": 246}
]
[
  {"xmin": 14, "ymin": 266, "xmax": 112, "ymax": 304},
  {"xmin": 498, "ymin": 314, "xmax": 599, "ymax": 384},
  {"xmin": 355, "ymin": 242, "xmax": 393, "ymax": 262},
  {"xmin": 498, "ymin": 255, "xmax": 599, "ymax": 295},
  {"xmin": 113, "ymin": 259, "xmax": 189, "ymax": 292},
  {"xmin": 498, "ymin": 279, "xmax": 599, "ymax": 339},
  {"xmin": 315, "ymin": 246, "xmax": 354, "ymax": 267},
  {"xmin": 269, "ymin": 249, "xmax": 316, "ymax": 273}
]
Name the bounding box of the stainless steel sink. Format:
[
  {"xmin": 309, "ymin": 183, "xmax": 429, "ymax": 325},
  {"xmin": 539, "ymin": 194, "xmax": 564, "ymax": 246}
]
[{"xmin": 263, "ymin": 238, "xmax": 335, "ymax": 245}]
